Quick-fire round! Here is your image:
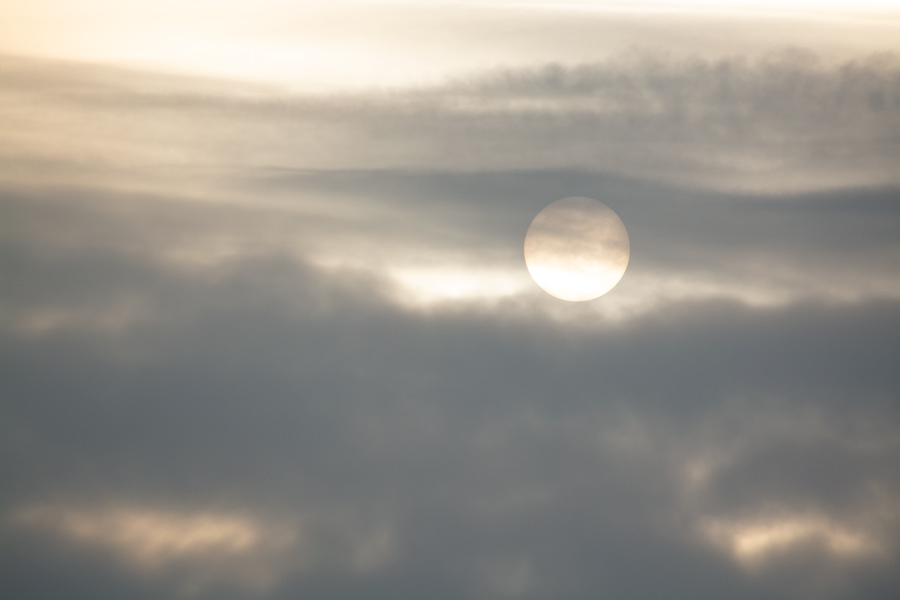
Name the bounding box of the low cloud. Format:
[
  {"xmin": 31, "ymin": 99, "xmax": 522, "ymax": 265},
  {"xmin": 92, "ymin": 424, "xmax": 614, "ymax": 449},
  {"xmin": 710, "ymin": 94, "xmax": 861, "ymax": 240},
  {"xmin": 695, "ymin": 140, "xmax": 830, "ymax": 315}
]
[{"xmin": 2, "ymin": 188, "xmax": 898, "ymax": 596}]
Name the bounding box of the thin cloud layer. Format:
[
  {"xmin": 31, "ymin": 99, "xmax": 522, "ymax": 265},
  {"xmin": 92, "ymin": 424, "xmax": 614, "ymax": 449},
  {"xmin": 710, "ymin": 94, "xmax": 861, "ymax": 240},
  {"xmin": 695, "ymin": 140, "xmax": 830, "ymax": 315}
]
[
  {"xmin": 2, "ymin": 50, "xmax": 898, "ymax": 192},
  {"xmin": 2, "ymin": 1, "xmax": 899, "ymax": 88},
  {"xmin": 3, "ymin": 171, "xmax": 898, "ymax": 324}
]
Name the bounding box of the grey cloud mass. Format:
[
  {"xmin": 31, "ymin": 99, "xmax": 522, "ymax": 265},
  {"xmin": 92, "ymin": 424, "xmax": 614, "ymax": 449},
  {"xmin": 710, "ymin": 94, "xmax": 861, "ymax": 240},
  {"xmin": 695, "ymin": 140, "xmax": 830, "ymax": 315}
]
[{"xmin": 2, "ymin": 29, "xmax": 900, "ymax": 600}]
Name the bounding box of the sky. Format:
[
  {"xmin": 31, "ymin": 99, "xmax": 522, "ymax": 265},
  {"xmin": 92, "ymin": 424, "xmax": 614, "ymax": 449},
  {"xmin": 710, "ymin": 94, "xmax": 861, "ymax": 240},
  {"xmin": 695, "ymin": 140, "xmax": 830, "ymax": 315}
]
[{"xmin": 1, "ymin": 1, "xmax": 899, "ymax": 599}]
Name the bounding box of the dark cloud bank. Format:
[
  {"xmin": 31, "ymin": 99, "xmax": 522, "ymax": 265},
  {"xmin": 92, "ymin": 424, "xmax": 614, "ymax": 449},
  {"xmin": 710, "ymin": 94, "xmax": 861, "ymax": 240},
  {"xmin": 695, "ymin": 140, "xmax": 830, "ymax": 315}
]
[
  {"xmin": 2, "ymin": 170, "xmax": 899, "ymax": 600},
  {"xmin": 2, "ymin": 49, "xmax": 900, "ymax": 600}
]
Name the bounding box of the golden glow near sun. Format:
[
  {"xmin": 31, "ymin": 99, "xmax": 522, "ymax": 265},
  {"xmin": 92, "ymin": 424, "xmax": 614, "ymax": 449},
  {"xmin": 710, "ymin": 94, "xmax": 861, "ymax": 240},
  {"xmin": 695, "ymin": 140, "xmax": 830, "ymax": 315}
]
[{"xmin": 524, "ymin": 197, "xmax": 630, "ymax": 301}]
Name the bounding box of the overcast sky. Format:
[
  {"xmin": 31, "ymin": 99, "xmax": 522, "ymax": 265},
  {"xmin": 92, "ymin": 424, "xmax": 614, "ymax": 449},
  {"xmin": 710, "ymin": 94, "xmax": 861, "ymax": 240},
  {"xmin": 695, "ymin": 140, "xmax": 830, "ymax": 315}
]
[{"xmin": 1, "ymin": 2, "xmax": 899, "ymax": 599}]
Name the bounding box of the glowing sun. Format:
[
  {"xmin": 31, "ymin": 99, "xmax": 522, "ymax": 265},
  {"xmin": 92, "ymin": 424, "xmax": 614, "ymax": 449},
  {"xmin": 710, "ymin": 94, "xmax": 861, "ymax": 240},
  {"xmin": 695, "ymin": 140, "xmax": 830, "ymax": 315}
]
[{"xmin": 524, "ymin": 197, "xmax": 630, "ymax": 301}]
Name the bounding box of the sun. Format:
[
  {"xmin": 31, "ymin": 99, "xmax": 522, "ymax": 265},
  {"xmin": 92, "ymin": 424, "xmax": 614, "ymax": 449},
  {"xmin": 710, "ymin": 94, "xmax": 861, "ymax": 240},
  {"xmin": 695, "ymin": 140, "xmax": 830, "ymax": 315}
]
[{"xmin": 524, "ymin": 197, "xmax": 630, "ymax": 301}]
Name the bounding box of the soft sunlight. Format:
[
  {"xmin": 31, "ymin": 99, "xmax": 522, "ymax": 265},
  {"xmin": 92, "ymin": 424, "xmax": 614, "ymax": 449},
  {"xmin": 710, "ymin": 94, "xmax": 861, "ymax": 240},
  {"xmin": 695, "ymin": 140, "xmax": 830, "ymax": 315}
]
[
  {"xmin": 703, "ymin": 516, "xmax": 882, "ymax": 566},
  {"xmin": 2, "ymin": 0, "xmax": 898, "ymax": 90},
  {"xmin": 390, "ymin": 266, "xmax": 528, "ymax": 305},
  {"xmin": 12, "ymin": 505, "xmax": 268, "ymax": 565}
]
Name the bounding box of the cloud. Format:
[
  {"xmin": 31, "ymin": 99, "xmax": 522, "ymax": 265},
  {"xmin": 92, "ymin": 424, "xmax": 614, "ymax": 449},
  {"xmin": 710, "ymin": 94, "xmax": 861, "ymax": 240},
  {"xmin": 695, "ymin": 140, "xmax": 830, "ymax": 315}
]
[
  {"xmin": 3, "ymin": 171, "xmax": 898, "ymax": 329},
  {"xmin": 2, "ymin": 1, "xmax": 898, "ymax": 90},
  {"xmin": 9, "ymin": 504, "xmax": 289, "ymax": 594},
  {"xmin": 702, "ymin": 516, "xmax": 882, "ymax": 566},
  {"xmin": 2, "ymin": 40, "xmax": 899, "ymax": 600},
  {"xmin": 2, "ymin": 174, "xmax": 899, "ymax": 597},
  {"xmin": 5, "ymin": 500, "xmax": 398, "ymax": 597},
  {"xmin": 2, "ymin": 50, "xmax": 898, "ymax": 192}
]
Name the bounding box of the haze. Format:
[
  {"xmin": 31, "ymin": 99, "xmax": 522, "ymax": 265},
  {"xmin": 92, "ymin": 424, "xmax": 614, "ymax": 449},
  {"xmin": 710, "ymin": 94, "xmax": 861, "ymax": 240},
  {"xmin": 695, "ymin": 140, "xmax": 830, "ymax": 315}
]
[{"xmin": 1, "ymin": 2, "xmax": 899, "ymax": 600}]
